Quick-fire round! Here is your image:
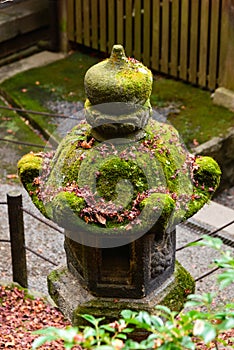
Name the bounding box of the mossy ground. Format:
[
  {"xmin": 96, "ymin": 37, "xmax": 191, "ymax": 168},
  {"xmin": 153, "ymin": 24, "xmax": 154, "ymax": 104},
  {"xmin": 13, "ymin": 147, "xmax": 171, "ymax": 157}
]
[
  {"xmin": 151, "ymin": 76, "xmax": 234, "ymax": 148},
  {"xmin": 0, "ymin": 98, "xmax": 45, "ymax": 182},
  {"xmin": 0, "ymin": 49, "xmax": 233, "ymax": 147},
  {"xmin": 0, "ymin": 48, "xmax": 233, "ymax": 181},
  {"xmin": 0, "ymin": 50, "xmax": 99, "ymax": 181}
]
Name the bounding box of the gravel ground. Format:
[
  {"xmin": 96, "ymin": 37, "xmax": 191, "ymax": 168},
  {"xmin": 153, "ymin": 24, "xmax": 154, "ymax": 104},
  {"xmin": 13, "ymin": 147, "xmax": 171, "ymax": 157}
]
[{"xmin": 0, "ymin": 183, "xmax": 65, "ymax": 295}]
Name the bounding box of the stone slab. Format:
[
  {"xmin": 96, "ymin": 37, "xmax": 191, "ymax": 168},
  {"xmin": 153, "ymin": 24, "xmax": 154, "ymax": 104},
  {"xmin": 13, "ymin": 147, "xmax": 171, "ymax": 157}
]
[
  {"xmin": 0, "ymin": 0, "xmax": 49, "ymax": 43},
  {"xmin": 192, "ymin": 201, "xmax": 234, "ymax": 237},
  {"xmin": 0, "ymin": 51, "xmax": 66, "ymax": 83},
  {"xmin": 212, "ymin": 87, "xmax": 234, "ymax": 112}
]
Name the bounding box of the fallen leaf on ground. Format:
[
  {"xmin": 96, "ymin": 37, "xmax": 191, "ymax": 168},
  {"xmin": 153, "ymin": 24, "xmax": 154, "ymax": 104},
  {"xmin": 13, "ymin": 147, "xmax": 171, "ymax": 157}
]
[{"xmin": 6, "ymin": 174, "xmax": 18, "ymax": 179}]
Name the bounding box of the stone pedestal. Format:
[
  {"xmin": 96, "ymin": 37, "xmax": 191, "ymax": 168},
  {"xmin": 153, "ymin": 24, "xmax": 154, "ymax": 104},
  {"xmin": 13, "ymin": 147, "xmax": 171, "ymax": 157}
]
[
  {"xmin": 48, "ymin": 261, "xmax": 195, "ymax": 325},
  {"xmin": 48, "ymin": 226, "xmax": 195, "ymax": 326}
]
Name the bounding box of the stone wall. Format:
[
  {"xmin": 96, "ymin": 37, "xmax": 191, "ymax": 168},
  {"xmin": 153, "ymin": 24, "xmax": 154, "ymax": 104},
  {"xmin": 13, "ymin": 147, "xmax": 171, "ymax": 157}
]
[{"xmin": 194, "ymin": 127, "xmax": 234, "ymax": 193}]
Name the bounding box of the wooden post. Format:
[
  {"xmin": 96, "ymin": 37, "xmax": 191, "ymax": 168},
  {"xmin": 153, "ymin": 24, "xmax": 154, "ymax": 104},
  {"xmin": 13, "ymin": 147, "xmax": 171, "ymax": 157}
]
[
  {"xmin": 213, "ymin": 0, "xmax": 234, "ymax": 110},
  {"xmin": 7, "ymin": 191, "xmax": 28, "ymax": 288},
  {"xmin": 221, "ymin": 0, "xmax": 234, "ymax": 90},
  {"xmin": 57, "ymin": 0, "xmax": 68, "ymax": 52},
  {"xmin": 49, "ymin": 0, "xmax": 59, "ymax": 51}
]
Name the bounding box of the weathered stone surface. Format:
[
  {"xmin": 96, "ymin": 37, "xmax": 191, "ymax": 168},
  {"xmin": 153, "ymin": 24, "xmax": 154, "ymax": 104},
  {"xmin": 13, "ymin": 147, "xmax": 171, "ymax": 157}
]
[
  {"xmin": 195, "ymin": 127, "xmax": 234, "ymax": 191},
  {"xmin": 212, "ymin": 87, "xmax": 234, "ymax": 112},
  {"xmin": 0, "ymin": 0, "xmax": 49, "ymax": 43},
  {"xmin": 64, "ymin": 230, "xmax": 176, "ymax": 299},
  {"xmin": 84, "ymin": 100, "xmax": 151, "ymax": 140},
  {"xmin": 47, "ymin": 261, "xmax": 195, "ymax": 326},
  {"xmin": 84, "ymin": 45, "xmax": 153, "ymax": 106}
]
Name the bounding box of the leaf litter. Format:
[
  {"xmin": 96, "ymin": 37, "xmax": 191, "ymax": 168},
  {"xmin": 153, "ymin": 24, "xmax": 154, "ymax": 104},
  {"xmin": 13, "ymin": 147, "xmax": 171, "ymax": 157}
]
[
  {"xmin": 0, "ymin": 285, "xmax": 81, "ymax": 349},
  {"xmin": 0, "ymin": 284, "xmax": 233, "ymax": 349}
]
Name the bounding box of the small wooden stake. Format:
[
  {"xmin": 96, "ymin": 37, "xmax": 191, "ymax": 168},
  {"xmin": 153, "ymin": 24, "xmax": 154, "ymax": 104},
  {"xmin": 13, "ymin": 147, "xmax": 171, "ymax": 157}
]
[{"xmin": 7, "ymin": 191, "xmax": 28, "ymax": 288}]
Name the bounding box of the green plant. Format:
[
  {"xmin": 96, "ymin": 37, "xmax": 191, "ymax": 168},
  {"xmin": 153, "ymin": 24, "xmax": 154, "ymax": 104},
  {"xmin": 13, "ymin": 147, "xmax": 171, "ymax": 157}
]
[{"xmin": 32, "ymin": 236, "xmax": 234, "ymax": 349}]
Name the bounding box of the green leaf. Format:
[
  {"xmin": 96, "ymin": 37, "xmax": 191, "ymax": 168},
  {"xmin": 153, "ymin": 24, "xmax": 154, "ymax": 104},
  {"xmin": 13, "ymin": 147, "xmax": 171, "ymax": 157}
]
[
  {"xmin": 81, "ymin": 314, "xmax": 105, "ymax": 326},
  {"xmin": 122, "ymin": 327, "xmax": 134, "ymax": 333},
  {"xmin": 64, "ymin": 344, "xmax": 75, "ymax": 350},
  {"xmin": 188, "ymin": 235, "xmax": 223, "ymax": 250},
  {"xmin": 53, "ymin": 327, "xmax": 78, "ymax": 341},
  {"xmin": 124, "ymin": 339, "xmax": 147, "ymax": 349},
  {"xmin": 94, "ymin": 346, "xmax": 114, "ymax": 350},
  {"xmin": 186, "ymin": 293, "xmax": 205, "ymax": 301},
  {"xmin": 155, "ymin": 305, "xmax": 171, "ymax": 315},
  {"xmin": 116, "ymin": 333, "xmax": 127, "ymax": 340},
  {"xmin": 83, "ymin": 326, "xmax": 96, "ymax": 338},
  {"xmin": 193, "ymin": 320, "xmax": 216, "ymax": 344},
  {"xmin": 181, "ymin": 336, "xmax": 195, "ymax": 349},
  {"xmin": 186, "ymin": 310, "xmax": 203, "ymax": 319},
  {"xmin": 121, "ymin": 309, "xmax": 137, "ymax": 320},
  {"xmin": 136, "ymin": 311, "xmax": 152, "ymax": 325},
  {"xmin": 100, "ymin": 325, "xmax": 115, "ymax": 333},
  {"xmin": 32, "ymin": 336, "xmax": 53, "ymax": 349},
  {"xmin": 184, "ymin": 300, "xmax": 204, "ymax": 308},
  {"xmin": 150, "ymin": 315, "xmax": 164, "ymax": 328},
  {"xmin": 225, "ymin": 302, "xmax": 234, "ymax": 309},
  {"xmin": 217, "ymin": 270, "xmax": 234, "ymax": 289},
  {"xmin": 217, "ymin": 317, "xmax": 234, "ymax": 331},
  {"xmin": 32, "ymin": 326, "xmax": 60, "ymax": 335},
  {"xmin": 186, "ymin": 292, "xmax": 215, "ymax": 306}
]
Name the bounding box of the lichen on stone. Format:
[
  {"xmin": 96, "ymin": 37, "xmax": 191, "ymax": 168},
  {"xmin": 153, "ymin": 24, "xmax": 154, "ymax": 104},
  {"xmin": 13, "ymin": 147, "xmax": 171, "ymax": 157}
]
[{"xmin": 84, "ymin": 45, "xmax": 153, "ymax": 105}]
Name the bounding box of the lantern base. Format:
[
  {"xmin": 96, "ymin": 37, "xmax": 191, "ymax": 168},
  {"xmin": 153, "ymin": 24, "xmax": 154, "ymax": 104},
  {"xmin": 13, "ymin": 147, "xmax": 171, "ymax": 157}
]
[{"xmin": 47, "ymin": 261, "xmax": 195, "ymax": 326}]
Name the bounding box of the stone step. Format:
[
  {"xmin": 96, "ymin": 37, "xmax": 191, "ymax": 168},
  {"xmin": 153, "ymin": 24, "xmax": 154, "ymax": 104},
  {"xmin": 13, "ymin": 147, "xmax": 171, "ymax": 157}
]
[
  {"xmin": 0, "ymin": 0, "xmax": 49, "ymax": 43},
  {"xmin": 0, "ymin": 51, "xmax": 66, "ymax": 83},
  {"xmin": 191, "ymin": 200, "xmax": 234, "ymax": 238}
]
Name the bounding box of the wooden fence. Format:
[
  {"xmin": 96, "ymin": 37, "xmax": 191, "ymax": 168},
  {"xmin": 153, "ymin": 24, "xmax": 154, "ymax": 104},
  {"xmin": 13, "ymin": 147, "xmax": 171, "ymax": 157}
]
[{"xmin": 65, "ymin": 0, "xmax": 231, "ymax": 90}]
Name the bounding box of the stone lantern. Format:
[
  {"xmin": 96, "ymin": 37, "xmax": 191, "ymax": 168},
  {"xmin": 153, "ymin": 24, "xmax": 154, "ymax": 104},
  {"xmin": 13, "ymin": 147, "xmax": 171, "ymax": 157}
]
[{"xmin": 18, "ymin": 45, "xmax": 221, "ymax": 323}]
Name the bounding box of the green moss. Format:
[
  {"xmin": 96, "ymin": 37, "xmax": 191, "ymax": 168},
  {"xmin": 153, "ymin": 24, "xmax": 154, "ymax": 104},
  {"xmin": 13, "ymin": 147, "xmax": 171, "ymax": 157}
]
[
  {"xmin": 161, "ymin": 261, "xmax": 195, "ymax": 311},
  {"xmin": 151, "ymin": 77, "xmax": 234, "ymax": 148},
  {"xmin": 115, "ymin": 65, "xmax": 152, "ymax": 104},
  {"xmin": 84, "ymin": 47, "xmax": 153, "ymax": 105},
  {"xmin": 144, "ymin": 120, "xmax": 193, "ymax": 195},
  {"xmin": 181, "ymin": 156, "xmax": 222, "ymax": 220},
  {"xmin": 49, "ymin": 191, "xmax": 85, "ymax": 227},
  {"xmin": 47, "ymin": 268, "xmax": 67, "ymax": 306},
  {"xmin": 0, "ymin": 51, "xmax": 99, "ymax": 137},
  {"xmin": 17, "ymin": 153, "xmax": 42, "ymax": 184},
  {"xmin": 96, "ymin": 158, "xmax": 148, "ymax": 201},
  {"xmin": 140, "ymin": 193, "xmax": 175, "ymax": 231},
  {"xmin": 194, "ymin": 156, "xmax": 221, "ymax": 189},
  {"xmin": 46, "ymin": 123, "xmax": 93, "ymax": 187},
  {"xmin": 17, "ymin": 153, "xmax": 50, "ymax": 217},
  {"xmin": 17, "ymin": 118, "xmax": 221, "ymax": 233},
  {"xmin": 48, "ymin": 267, "xmax": 67, "ymax": 283}
]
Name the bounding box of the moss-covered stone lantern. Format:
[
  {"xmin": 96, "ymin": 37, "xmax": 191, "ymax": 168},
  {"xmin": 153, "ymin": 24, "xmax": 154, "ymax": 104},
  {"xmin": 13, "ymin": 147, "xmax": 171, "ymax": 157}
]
[{"xmin": 18, "ymin": 45, "xmax": 221, "ymax": 323}]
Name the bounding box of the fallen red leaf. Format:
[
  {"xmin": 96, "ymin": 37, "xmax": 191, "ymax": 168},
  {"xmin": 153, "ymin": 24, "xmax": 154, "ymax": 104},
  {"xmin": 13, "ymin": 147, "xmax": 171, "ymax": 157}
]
[{"xmin": 193, "ymin": 138, "xmax": 199, "ymax": 146}]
